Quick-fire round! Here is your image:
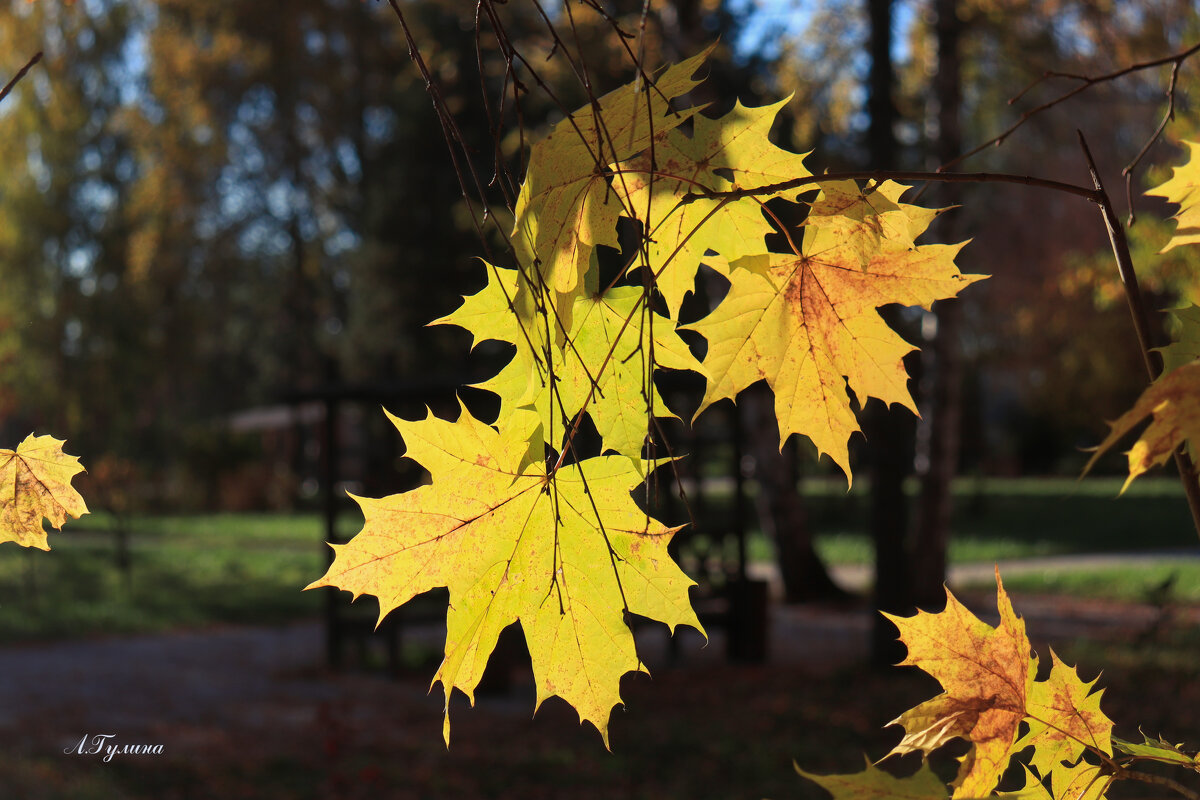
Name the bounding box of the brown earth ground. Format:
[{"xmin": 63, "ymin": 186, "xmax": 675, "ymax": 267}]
[{"xmin": 2, "ymin": 579, "xmax": 1200, "ymax": 800}]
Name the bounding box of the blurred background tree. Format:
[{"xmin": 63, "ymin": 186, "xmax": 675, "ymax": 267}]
[{"xmin": 0, "ymin": 0, "xmax": 1197, "ymax": 604}]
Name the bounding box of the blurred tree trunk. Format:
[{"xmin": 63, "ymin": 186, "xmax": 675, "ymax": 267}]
[
  {"xmin": 746, "ymin": 388, "xmax": 848, "ymax": 603},
  {"xmin": 912, "ymin": 0, "xmax": 964, "ymax": 610},
  {"xmin": 865, "ymin": 0, "xmax": 915, "ymax": 668}
]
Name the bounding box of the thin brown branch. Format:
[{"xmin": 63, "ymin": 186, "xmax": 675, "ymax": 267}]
[
  {"xmin": 1122, "ymin": 59, "xmax": 1181, "ymax": 226},
  {"xmin": 0, "ymin": 52, "xmax": 42, "ymax": 106},
  {"xmin": 941, "ymin": 39, "xmax": 1200, "ymax": 175},
  {"xmin": 1077, "ymin": 131, "xmax": 1200, "ymax": 541},
  {"xmin": 676, "ymin": 169, "xmax": 1101, "ymax": 205},
  {"xmin": 1121, "ymin": 769, "xmax": 1200, "ymax": 800}
]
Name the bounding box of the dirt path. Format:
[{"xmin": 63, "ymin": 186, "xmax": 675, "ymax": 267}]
[
  {"xmin": 1, "ymin": 553, "xmax": 1192, "ymax": 734},
  {"xmin": 1, "ymin": 553, "xmax": 1197, "ymax": 799}
]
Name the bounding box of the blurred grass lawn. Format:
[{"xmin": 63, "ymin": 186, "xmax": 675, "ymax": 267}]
[{"xmin": 0, "ymin": 476, "xmax": 1194, "ymax": 641}]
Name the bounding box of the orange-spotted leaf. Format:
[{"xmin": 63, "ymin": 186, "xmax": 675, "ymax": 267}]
[
  {"xmin": 884, "ymin": 572, "xmax": 1033, "ymax": 799},
  {"xmin": 307, "ymin": 407, "xmax": 702, "ymax": 747},
  {"xmin": 689, "ymin": 182, "xmax": 983, "ymax": 481},
  {"xmin": 1015, "ymin": 650, "xmax": 1112, "ymax": 776},
  {"xmin": 1147, "ymin": 141, "xmax": 1200, "ymax": 252},
  {"xmin": 0, "ymin": 433, "xmax": 89, "ymax": 550},
  {"xmin": 804, "ymin": 180, "xmax": 941, "ymax": 269},
  {"xmin": 1084, "ymin": 359, "xmax": 1200, "ymax": 490}
]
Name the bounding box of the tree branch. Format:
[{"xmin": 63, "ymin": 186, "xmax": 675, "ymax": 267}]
[
  {"xmin": 677, "ymin": 169, "xmax": 1101, "ymax": 205},
  {"xmin": 0, "ymin": 52, "xmax": 42, "ymax": 106},
  {"xmin": 1077, "ymin": 131, "xmax": 1200, "ymax": 542},
  {"xmin": 1121, "ymin": 768, "xmax": 1200, "ymax": 800},
  {"xmin": 940, "ymin": 40, "xmax": 1200, "ymax": 175}
]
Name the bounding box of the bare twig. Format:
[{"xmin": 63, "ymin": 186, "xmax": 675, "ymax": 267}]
[
  {"xmin": 939, "ymin": 40, "xmax": 1200, "ymax": 175},
  {"xmin": 1121, "ymin": 769, "xmax": 1200, "ymax": 800},
  {"xmin": 1077, "ymin": 131, "xmax": 1200, "ymax": 541},
  {"xmin": 0, "ymin": 52, "xmax": 42, "ymax": 106},
  {"xmin": 676, "ymin": 168, "xmax": 1101, "ymax": 205},
  {"xmin": 1122, "ymin": 59, "xmax": 1180, "ymax": 226}
]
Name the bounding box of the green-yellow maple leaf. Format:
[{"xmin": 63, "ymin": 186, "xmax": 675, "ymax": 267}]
[
  {"xmin": 1015, "ymin": 650, "xmax": 1112, "ymax": 777},
  {"xmin": 511, "ymin": 50, "xmax": 708, "ymax": 331},
  {"xmin": 1147, "ymin": 140, "xmax": 1200, "ymax": 252},
  {"xmin": 1084, "ymin": 359, "xmax": 1200, "ymax": 490},
  {"xmin": 612, "ymin": 97, "xmax": 810, "ymax": 315},
  {"xmin": 884, "ymin": 572, "xmax": 1033, "ymax": 799},
  {"xmin": 0, "ymin": 433, "xmax": 89, "ymax": 550},
  {"xmin": 796, "ymin": 759, "xmax": 948, "ymax": 800},
  {"xmin": 689, "ymin": 183, "xmax": 982, "ymax": 481},
  {"xmin": 436, "ymin": 263, "xmax": 704, "ymax": 462},
  {"xmin": 1159, "ymin": 305, "xmax": 1200, "ymax": 374},
  {"xmin": 1112, "ymin": 733, "xmax": 1199, "ymax": 770},
  {"xmin": 307, "ymin": 406, "xmax": 702, "ymax": 747}
]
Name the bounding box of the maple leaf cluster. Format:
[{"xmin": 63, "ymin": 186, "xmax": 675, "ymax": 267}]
[
  {"xmin": 311, "ymin": 52, "xmax": 982, "ymax": 744},
  {"xmin": 800, "ymin": 575, "xmax": 1200, "ymax": 800}
]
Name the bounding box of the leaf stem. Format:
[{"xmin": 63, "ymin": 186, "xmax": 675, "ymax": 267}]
[{"xmin": 1076, "ymin": 131, "xmax": 1200, "ymax": 542}]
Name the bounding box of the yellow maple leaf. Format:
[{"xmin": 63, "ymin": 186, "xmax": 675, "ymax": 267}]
[
  {"xmin": 884, "ymin": 572, "xmax": 1033, "ymax": 799},
  {"xmin": 511, "ymin": 50, "xmax": 708, "ymax": 331},
  {"xmin": 307, "ymin": 407, "xmax": 702, "ymax": 747},
  {"xmin": 1084, "ymin": 359, "xmax": 1200, "ymax": 490},
  {"xmin": 689, "ymin": 181, "xmax": 983, "ymax": 481},
  {"xmin": 1147, "ymin": 140, "xmax": 1200, "ymax": 252},
  {"xmin": 804, "ymin": 180, "xmax": 941, "ymax": 268},
  {"xmin": 613, "ymin": 97, "xmax": 810, "ymax": 315},
  {"xmin": 797, "ymin": 759, "xmax": 948, "ymax": 800},
  {"xmin": 436, "ymin": 263, "xmax": 704, "ymax": 463},
  {"xmin": 1015, "ymin": 650, "xmax": 1112, "ymax": 777},
  {"xmin": 1046, "ymin": 760, "xmax": 1112, "ymax": 800},
  {"xmin": 0, "ymin": 433, "xmax": 89, "ymax": 550}
]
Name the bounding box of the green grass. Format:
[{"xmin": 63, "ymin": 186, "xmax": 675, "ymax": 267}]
[
  {"xmin": 806, "ymin": 476, "xmax": 1196, "ymax": 566},
  {"xmin": 962, "ymin": 562, "xmax": 1200, "ymax": 605},
  {"xmin": 0, "ymin": 510, "xmax": 364, "ymax": 642},
  {"xmin": 2, "ymin": 476, "xmax": 1196, "ymax": 642}
]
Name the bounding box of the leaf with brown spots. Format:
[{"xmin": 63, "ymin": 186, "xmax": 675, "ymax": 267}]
[
  {"xmin": 883, "ymin": 572, "xmax": 1034, "ymax": 799},
  {"xmin": 0, "ymin": 433, "xmax": 88, "ymax": 550},
  {"xmin": 1015, "ymin": 651, "xmax": 1112, "ymax": 777},
  {"xmin": 307, "ymin": 407, "xmax": 702, "ymax": 747},
  {"xmin": 688, "ymin": 181, "xmax": 983, "ymax": 481}
]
